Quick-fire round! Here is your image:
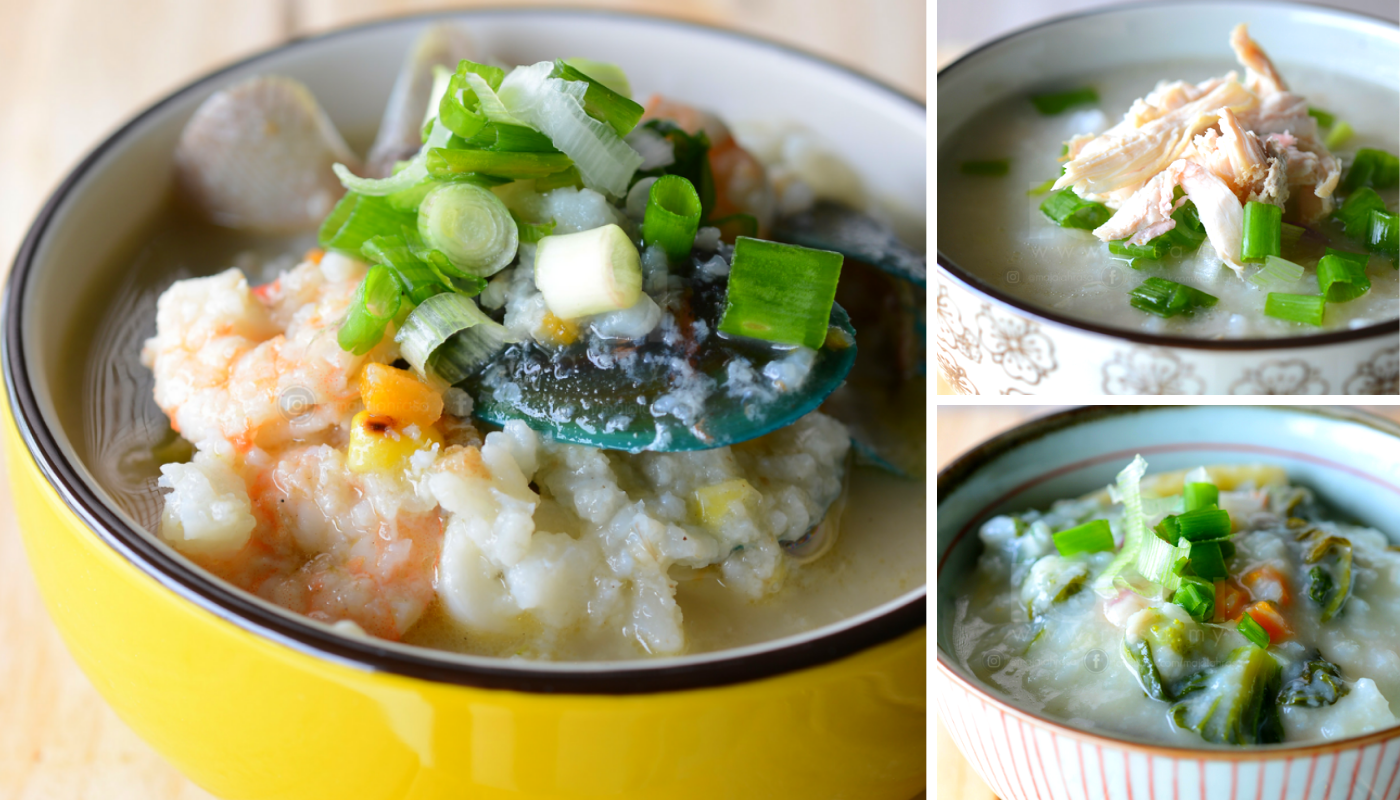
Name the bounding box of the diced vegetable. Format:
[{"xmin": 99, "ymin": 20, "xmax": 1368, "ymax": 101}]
[
  {"xmin": 1316, "ymin": 250, "xmax": 1371, "ymax": 301},
  {"xmin": 1160, "ymin": 200, "xmax": 1208, "ymax": 253},
  {"xmin": 416, "ymin": 182, "xmax": 519, "ymax": 278},
  {"xmin": 534, "ymin": 224, "xmax": 643, "ymax": 320},
  {"xmin": 1093, "ymin": 456, "xmax": 1151, "ymax": 597},
  {"xmin": 1280, "ymin": 222, "xmax": 1306, "ymax": 250},
  {"xmin": 508, "ymin": 211, "xmax": 557, "ymax": 244},
  {"xmin": 346, "ymin": 410, "xmax": 443, "ymax": 474},
  {"xmin": 1300, "ymin": 531, "xmax": 1353, "ymax": 622},
  {"xmin": 1174, "ymin": 576, "xmax": 1215, "ymax": 623},
  {"xmin": 1334, "ymin": 186, "xmax": 1387, "ymax": 240},
  {"xmin": 1307, "ymin": 107, "xmax": 1336, "ymax": 128},
  {"xmin": 1176, "ymin": 507, "xmax": 1231, "ymax": 541},
  {"xmin": 487, "ymin": 123, "xmax": 561, "ymax": 153},
  {"xmin": 717, "ymin": 237, "xmax": 844, "ymax": 349},
  {"xmin": 562, "ymin": 58, "xmax": 632, "ymax": 97},
  {"xmin": 426, "ymin": 147, "xmax": 574, "ymax": 179},
  {"xmin": 1187, "ymin": 540, "xmax": 1229, "ymax": 581},
  {"xmin": 642, "ymin": 175, "xmax": 703, "ymax": 263},
  {"xmin": 1324, "ymin": 121, "xmax": 1354, "ymax": 150},
  {"xmin": 1109, "ymin": 238, "xmax": 1168, "ymax": 261},
  {"xmin": 359, "ymin": 363, "xmax": 443, "ymax": 428},
  {"xmin": 1241, "ymin": 201, "xmax": 1282, "ymax": 263},
  {"xmin": 959, "ymin": 159, "xmax": 1010, "ymax": 176},
  {"xmin": 319, "ymin": 192, "xmax": 418, "ymax": 255},
  {"xmin": 1040, "ymin": 188, "xmax": 1111, "ymax": 229},
  {"xmin": 394, "ymin": 292, "xmax": 512, "ymax": 384},
  {"xmin": 1247, "ymin": 255, "xmax": 1305, "ymax": 291},
  {"xmin": 1264, "ymin": 293, "xmax": 1325, "ymax": 326},
  {"xmin": 1369, "ymin": 209, "xmax": 1398, "ymax": 264},
  {"xmin": 1129, "ymin": 277, "xmax": 1218, "ymax": 318},
  {"xmin": 1051, "ymin": 519, "xmax": 1114, "ymax": 556},
  {"xmin": 360, "ymin": 235, "xmax": 452, "ymax": 305},
  {"xmin": 1183, "ymin": 482, "xmax": 1218, "ymax": 512},
  {"xmin": 549, "ymin": 59, "xmax": 645, "ymax": 137},
  {"xmin": 1030, "ymin": 87, "xmax": 1099, "ymax": 115},
  {"xmin": 1238, "ymin": 608, "xmax": 1270, "ymax": 648},
  {"xmin": 633, "ymin": 119, "xmax": 715, "ymax": 219},
  {"xmin": 1168, "ymin": 646, "xmax": 1283, "ymax": 745},
  {"xmin": 1241, "ymin": 601, "xmax": 1290, "ymax": 643},
  {"xmin": 337, "ymin": 265, "xmax": 402, "ymax": 356},
  {"xmin": 1279, "ymin": 656, "xmax": 1349, "ymax": 707},
  {"xmin": 1340, "ymin": 148, "xmax": 1400, "ymax": 193}
]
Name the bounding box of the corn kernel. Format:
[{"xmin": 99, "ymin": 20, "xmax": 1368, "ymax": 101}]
[
  {"xmin": 347, "ymin": 411, "xmax": 442, "ymax": 473},
  {"xmin": 539, "ymin": 311, "xmax": 579, "ymax": 346},
  {"xmin": 690, "ymin": 479, "xmax": 761, "ymax": 528},
  {"xmin": 360, "ymin": 363, "xmax": 443, "ymax": 428}
]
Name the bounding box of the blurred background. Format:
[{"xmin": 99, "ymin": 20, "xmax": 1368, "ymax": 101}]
[{"xmin": 0, "ymin": 2, "xmax": 923, "ymax": 798}]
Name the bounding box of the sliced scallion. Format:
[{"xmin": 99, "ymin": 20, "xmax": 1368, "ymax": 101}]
[
  {"xmin": 1027, "ymin": 176, "xmax": 1058, "ymax": 196},
  {"xmin": 1136, "ymin": 532, "xmax": 1186, "ymax": 594},
  {"xmin": 337, "ymin": 265, "xmax": 402, "ymax": 355},
  {"xmin": 1030, "ymin": 87, "xmax": 1099, "ymax": 115},
  {"xmin": 1247, "ymin": 255, "xmax": 1305, "ymax": 290},
  {"xmin": 1334, "ymin": 187, "xmax": 1387, "ymax": 240},
  {"xmin": 1052, "ymin": 519, "xmax": 1114, "ymax": 556},
  {"xmin": 490, "ymin": 124, "xmax": 560, "ymax": 153},
  {"xmin": 1176, "ymin": 507, "xmax": 1231, "ymax": 541},
  {"xmin": 1340, "ymin": 148, "xmax": 1400, "ymax": 193},
  {"xmin": 1153, "ymin": 515, "xmax": 1181, "ymax": 545},
  {"xmin": 1183, "ymin": 482, "xmax": 1219, "ymax": 512},
  {"xmin": 1307, "ymin": 107, "xmax": 1336, "ymax": 128},
  {"xmin": 395, "ymin": 292, "xmax": 511, "ymax": 384},
  {"xmin": 1324, "ymin": 121, "xmax": 1354, "ymax": 151},
  {"xmin": 550, "ymin": 59, "xmax": 645, "ymax": 137},
  {"xmin": 360, "ymin": 235, "xmax": 451, "ymax": 305},
  {"xmin": 1264, "ymin": 292, "xmax": 1326, "ymax": 326},
  {"xmin": 319, "ymin": 192, "xmax": 417, "ymax": 255},
  {"xmin": 562, "ymin": 58, "xmax": 631, "ymax": 97},
  {"xmin": 1129, "ymin": 277, "xmax": 1218, "ymax": 318},
  {"xmin": 1161, "ymin": 201, "xmax": 1207, "ymax": 253},
  {"xmin": 416, "ymin": 182, "xmax": 519, "ymax": 277},
  {"xmin": 959, "ymin": 159, "xmax": 1010, "ymax": 176},
  {"xmin": 717, "ymin": 237, "xmax": 844, "ymax": 349},
  {"xmin": 509, "ymin": 211, "xmax": 557, "ymax": 244},
  {"xmin": 1369, "ymin": 209, "xmax": 1398, "ymax": 264},
  {"xmin": 1041, "ymin": 188, "xmax": 1111, "ymax": 230},
  {"xmin": 1238, "ymin": 611, "xmax": 1270, "ymax": 649},
  {"xmin": 1316, "ymin": 251, "xmax": 1371, "ymax": 302},
  {"xmin": 642, "ymin": 175, "xmax": 703, "ymax": 262},
  {"xmin": 1188, "ymin": 540, "xmax": 1229, "ymax": 581},
  {"xmin": 534, "ymin": 166, "xmax": 584, "ymax": 191},
  {"xmin": 1174, "ymin": 576, "xmax": 1216, "ymax": 623},
  {"xmin": 534, "ymin": 224, "xmax": 642, "ymax": 320},
  {"xmin": 1241, "ymin": 201, "xmax": 1282, "ymax": 263},
  {"xmin": 1109, "ymin": 238, "xmax": 1169, "ymax": 261},
  {"xmin": 426, "ymin": 147, "xmax": 574, "ymax": 180}
]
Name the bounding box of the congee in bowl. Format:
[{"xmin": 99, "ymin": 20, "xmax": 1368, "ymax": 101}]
[
  {"xmin": 80, "ymin": 23, "xmax": 926, "ymax": 661},
  {"xmin": 940, "ymin": 24, "xmax": 1398, "ymax": 339}
]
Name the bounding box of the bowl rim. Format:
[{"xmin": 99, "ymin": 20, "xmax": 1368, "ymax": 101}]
[
  {"xmin": 935, "ymin": 0, "xmax": 1400, "ymax": 351},
  {"xmin": 2, "ymin": 7, "xmax": 927, "ymax": 695},
  {"xmin": 935, "ymin": 404, "xmax": 1400, "ymax": 758}
]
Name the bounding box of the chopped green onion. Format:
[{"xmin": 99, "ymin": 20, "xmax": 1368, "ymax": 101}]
[
  {"xmin": 319, "ymin": 193, "xmax": 417, "ymax": 255},
  {"xmin": 1052, "ymin": 519, "xmax": 1115, "ymax": 556},
  {"xmin": 490, "ymin": 124, "xmax": 560, "ymax": 153},
  {"xmin": 1369, "ymin": 209, "xmax": 1398, "ymax": 264},
  {"xmin": 709, "ymin": 213, "xmax": 759, "ymax": 242},
  {"xmin": 360, "ymin": 235, "xmax": 451, "ymax": 305},
  {"xmin": 395, "ymin": 292, "xmax": 511, "ymax": 384},
  {"xmin": 508, "ymin": 210, "xmax": 557, "ymax": 244},
  {"xmin": 1241, "ymin": 201, "xmax": 1282, "ymax": 263},
  {"xmin": 438, "ymin": 80, "xmax": 489, "ymax": 139},
  {"xmin": 462, "ymin": 71, "xmax": 532, "ymax": 129},
  {"xmin": 1264, "ymin": 293, "xmax": 1326, "ymax": 326},
  {"xmin": 718, "ymin": 237, "xmax": 844, "ymax": 349},
  {"xmin": 1027, "ymin": 177, "xmax": 1058, "ymax": 196},
  {"xmin": 1093, "ymin": 456, "xmax": 1150, "ymax": 598},
  {"xmin": 561, "ymin": 58, "xmax": 632, "ymax": 97},
  {"xmin": 1183, "ymin": 482, "xmax": 1219, "ymax": 512},
  {"xmin": 1030, "ymin": 87, "xmax": 1099, "ymax": 115},
  {"xmin": 959, "ymin": 159, "xmax": 1010, "ymax": 176},
  {"xmin": 426, "ymin": 147, "xmax": 574, "ymax": 180},
  {"xmin": 550, "ymin": 59, "xmax": 645, "ymax": 137},
  {"xmin": 1334, "ymin": 187, "xmax": 1387, "ymax": 240},
  {"xmin": 642, "ymin": 175, "xmax": 703, "ymax": 262},
  {"xmin": 1109, "ymin": 238, "xmax": 1169, "ymax": 261},
  {"xmin": 1307, "ymin": 107, "xmax": 1336, "ymax": 128},
  {"xmin": 1174, "ymin": 576, "xmax": 1216, "ymax": 623},
  {"xmin": 1316, "ymin": 251, "xmax": 1371, "ymax": 302},
  {"xmin": 1324, "ymin": 121, "xmax": 1354, "ymax": 151},
  {"xmin": 337, "ymin": 265, "xmax": 402, "ymax": 355},
  {"xmin": 1238, "ymin": 611, "xmax": 1270, "ymax": 649},
  {"xmin": 1160, "ymin": 201, "xmax": 1207, "ymax": 253},
  {"xmin": 1041, "ymin": 188, "xmax": 1111, "ymax": 230},
  {"xmin": 1137, "ymin": 532, "xmax": 1187, "ymax": 594},
  {"xmin": 386, "ymin": 180, "xmax": 440, "ymax": 213},
  {"xmin": 1188, "ymin": 540, "xmax": 1229, "ymax": 581},
  {"xmin": 534, "ymin": 166, "xmax": 584, "ymax": 191},
  {"xmin": 1280, "ymin": 223, "xmax": 1306, "ymax": 250},
  {"xmin": 534, "ymin": 224, "xmax": 642, "ymax": 320},
  {"xmin": 1176, "ymin": 507, "xmax": 1231, "ymax": 541},
  {"xmin": 1129, "ymin": 277, "xmax": 1218, "ymax": 318},
  {"xmin": 1247, "ymin": 254, "xmax": 1305, "ymax": 290},
  {"xmin": 417, "ymin": 182, "xmax": 519, "ymax": 278},
  {"xmin": 1219, "ymin": 540, "xmax": 1237, "ymax": 560},
  {"xmin": 1153, "ymin": 515, "xmax": 1181, "ymax": 545},
  {"xmin": 1340, "ymin": 148, "xmax": 1400, "ymax": 193}
]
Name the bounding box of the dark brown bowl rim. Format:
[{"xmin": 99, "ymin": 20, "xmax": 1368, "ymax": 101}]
[
  {"xmin": 2, "ymin": 7, "xmax": 926, "ymax": 695},
  {"xmin": 936, "ymin": 0, "xmax": 1400, "ymax": 351}
]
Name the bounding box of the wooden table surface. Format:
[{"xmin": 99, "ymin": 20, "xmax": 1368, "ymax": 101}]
[{"xmin": 0, "ymin": 2, "xmax": 924, "ymax": 798}]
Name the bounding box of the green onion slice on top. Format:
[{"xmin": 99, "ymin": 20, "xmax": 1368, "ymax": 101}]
[
  {"xmin": 1247, "ymin": 255, "xmax": 1305, "ymax": 291},
  {"xmin": 416, "ymin": 182, "xmax": 519, "ymax": 278},
  {"xmin": 319, "ymin": 193, "xmax": 418, "ymax": 256},
  {"xmin": 550, "ymin": 59, "xmax": 645, "ymax": 137},
  {"xmin": 394, "ymin": 292, "xmax": 511, "ymax": 384},
  {"xmin": 1052, "ymin": 519, "xmax": 1115, "ymax": 556},
  {"xmin": 1369, "ymin": 209, "xmax": 1399, "ymax": 265},
  {"xmin": 1183, "ymin": 482, "xmax": 1219, "ymax": 512},
  {"xmin": 1177, "ymin": 507, "xmax": 1231, "ymax": 542},
  {"xmin": 1340, "ymin": 148, "xmax": 1400, "ymax": 193},
  {"xmin": 642, "ymin": 175, "xmax": 703, "ymax": 263},
  {"xmin": 717, "ymin": 237, "xmax": 844, "ymax": 350},
  {"xmin": 1238, "ymin": 611, "xmax": 1271, "ymax": 649},
  {"xmin": 1030, "ymin": 87, "xmax": 1099, "ymax": 115},
  {"xmin": 426, "ymin": 147, "xmax": 574, "ymax": 179},
  {"xmin": 1324, "ymin": 121, "xmax": 1354, "ymax": 151},
  {"xmin": 1334, "ymin": 187, "xmax": 1387, "ymax": 240},
  {"xmin": 360, "ymin": 235, "xmax": 452, "ymax": 305},
  {"xmin": 337, "ymin": 265, "xmax": 402, "ymax": 356},
  {"xmin": 533, "ymin": 224, "xmax": 642, "ymax": 320},
  {"xmin": 1307, "ymin": 107, "xmax": 1336, "ymax": 128},
  {"xmin": 1241, "ymin": 201, "xmax": 1282, "ymax": 263},
  {"xmin": 1040, "ymin": 188, "xmax": 1111, "ymax": 230},
  {"xmin": 1264, "ymin": 292, "xmax": 1326, "ymax": 326},
  {"xmin": 1187, "ymin": 540, "xmax": 1229, "ymax": 581},
  {"xmin": 509, "ymin": 210, "xmax": 557, "ymax": 244},
  {"xmin": 1129, "ymin": 278, "xmax": 1218, "ymax": 318},
  {"xmin": 959, "ymin": 159, "xmax": 1010, "ymax": 176},
  {"xmin": 1316, "ymin": 250, "xmax": 1371, "ymax": 302},
  {"xmin": 1174, "ymin": 576, "xmax": 1216, "ymax": 623}
]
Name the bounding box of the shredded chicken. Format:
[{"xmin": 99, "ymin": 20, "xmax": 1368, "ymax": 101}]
[{"xmin": 1053, "ymin": 24, "xmax": 1344, "ymax": 275}]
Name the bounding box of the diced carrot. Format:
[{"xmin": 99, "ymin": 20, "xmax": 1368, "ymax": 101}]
[
  {"xmin": 306, "ymin": 248, "xmax": 325, "ymax": 265},
  {"xmin": 359, "ymin": 363, "xmax": 443, "ymax": 429},
  {"xmin": 1241, "ymin": 565, "xmax": 1291, "ymax": 606},
  {"xmin": 538, "ymin": 311, "xmax": 579, "ymax": 346},
  {"xmin": 1214, "ymin": 579, "xmax": 1249, "ymax": 622},
  {"xmin": 1241, "ymin": 600, "xmax": 1292, "ymax": 642}
]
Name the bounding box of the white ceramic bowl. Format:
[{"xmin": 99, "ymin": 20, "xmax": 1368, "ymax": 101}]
[
  {"xmin": 936, "ymin": 2, "xmax": 1399, "ymax": 396},
  {"xmin": 936, "ymin": 406, "xmax": 1400, "ymax": 800}
]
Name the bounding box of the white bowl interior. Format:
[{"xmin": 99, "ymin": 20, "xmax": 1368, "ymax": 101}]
[{"xmin": 17, "ymin": 10, "xmax": 927, "ymax": 672}]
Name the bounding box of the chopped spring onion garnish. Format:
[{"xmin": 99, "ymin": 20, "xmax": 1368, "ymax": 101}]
[
  {"xmin": 1240, "ymin": 201, "xmax": 1282, "ymax": 263},
  {"xmin": 1316, "ymin": 250, "xmax": 1371, "ymax": 302},
  {"xmin": 1041, "ymin": 188, "xmax": 1111, "ymax": 230},
  {"xmin": 360, "ymin": 235, "xmax": 451, "ymax": 305},
  {"xmin": 1136, "ymin": 531, "xmax": 1186, "ymax": 595},
  {"xmin": 416, "ymin": 182, "xmax": 519, "ymax": 277},
  {"xmin": 1187, "ymin": 540, "xmax": 1229, "ymax": 581},
  {"xmin": 1030, "ymin": 87, "xmax": 1099, "ymax": 115},
  {"xmin": 1027, "ymin": 177, "xmax": 1058, "ymax": 196},
  {"xmin": 1109, "ymin": 238, "xmax": 1168, "ymax": 261},
  {"xmin": 1093, "ymin": 456, "xmax": 1150, "ymax": 598},
  {"xmin": 535, "ymin": 166, "xmax": 584, "ymax": 191},
  {"xmin": 337, "ymin": 265, "xmax": 402, "ymax": 356},
  {"xmin": 562, "ymin": 58, "xmax": 632, "ymax": 97},
  {"xmin": 1340, "ymin": 148, "xmax": 1400, "ymax": 193},
  {"xmin": 489, "ymin": 124, "xmax": 560, "ymax": 153},
  {"xmin": 1334, "ymin": 187, "xmax": 1387, "ymax": 240},
  {"xmin": 1153, "ymin": 515, "xmax": 1182, "ymax": 545},
  {"xmin": 319, "ymin": 192, "xmax": 417, "ymax": 255},
  {"xmin": 1129, "ymin": 277, "xmax": 1218, "ymax": 318},
  {"xmin": 509, "ymin": 210, "xmax": 557, "ymax": 244},
  {"xmin": 1052, "ymin": 519, "xmax": 1114, "ymax": 556},
  {"xmin": 1238, "ymin": 610, "xmax": 1271, "ymax": 649},
  {"xmin": 438, "ymin": 75, "xmax": 489, "ymax": 140},
  {"xmin": 709, "ymin": 213, "xmax": 759, "ymax": 242},
  {"xmin": 332, "ymin": 160, "xmax": 432, "ymax": 198},
  {"xmin": 1264, "ymin": 293, "xmax": 1326, "ymax": 326},
  {"xmin": 462, "ymin": 71, "xmax": 531, "ymax": 130},
  {"xmin": 1161, "ymin": 201, "xmax": 1207, "ymax": 252},
  {"xmin": 426, "ymin": 147, "xmax": 573, "ymax": 179},
  {"xmin": 1183, "ymin": 482, "xmax": 1219, "ymax": 513},
  {"xmin": 1369, "ymin": 209, "xmax": 1399, "ymax": 265},
  {"xmin": 534, "ymin": 223, "xmax": 642, "ymax": 320},
  {"xmin": 717, "ymin": 237, "xmax": 844, "ymax": 349},
  {"xmin": 1324, "ymin": 121, "xmax": 1354, "ymax": 151},
  {"xmin": 959, "ymin": 160, "xmax": 1010, "ymax": 176},
  {"xmin": 550, "ymin": 59, "xmax": 645, "ymax": 137},
  {"xmin": 642, "ymin": 175, "xmax": 703, "ymax": 262},
  {"xmin": 395, "ymin": 292, "xmax": 511, "ymax": 384},
  {"xmin": 1247, "ymin": 255, "xmax": 1305, "ymax": 290},
  {"xmin": 1280, "ymin": 222, "xmax": 1306, "ymax": 250},
  {"xmin": 1174, "ymin": 576, "xmax": 1216, "ymax": 623},
  {"xmin": 1176, "ymin": 507, "xmax": 1231, "ymax": 541},
  {"xmin": 1307, "ymin": 107, "xmax": 1336, "ymax": 128}
]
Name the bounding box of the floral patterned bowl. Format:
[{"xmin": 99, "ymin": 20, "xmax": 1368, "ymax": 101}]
[
  {"xmin": 936, "ymin": 2, "xmax": 1399, "ymax": 396},
  {"xmin": 936, "ymin": 405, "xmax": 1400, "ymax": 800}
]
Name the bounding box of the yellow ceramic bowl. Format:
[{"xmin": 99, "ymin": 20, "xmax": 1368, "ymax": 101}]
[{"xmin": 1, "ymin": 11, "xmax": 927, "ymax": 799}]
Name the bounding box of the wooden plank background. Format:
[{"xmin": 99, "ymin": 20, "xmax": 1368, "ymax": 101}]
[{"xmin": 0, "ymin": 1, "xmax": 924, "ymax": 798}]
